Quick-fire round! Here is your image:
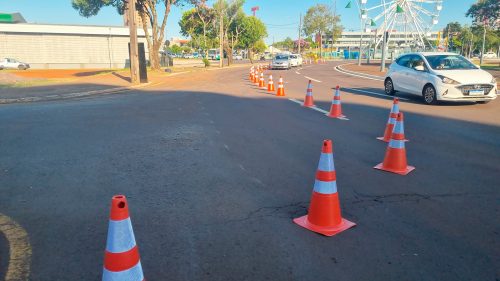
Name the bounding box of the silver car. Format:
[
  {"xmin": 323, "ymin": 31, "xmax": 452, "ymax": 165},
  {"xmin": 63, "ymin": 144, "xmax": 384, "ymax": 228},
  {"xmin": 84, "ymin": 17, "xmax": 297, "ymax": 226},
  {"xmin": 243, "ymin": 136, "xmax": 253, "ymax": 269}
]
[{"xmin": 271, "ymin": 54, "xmax": 291, "ymax": 70}]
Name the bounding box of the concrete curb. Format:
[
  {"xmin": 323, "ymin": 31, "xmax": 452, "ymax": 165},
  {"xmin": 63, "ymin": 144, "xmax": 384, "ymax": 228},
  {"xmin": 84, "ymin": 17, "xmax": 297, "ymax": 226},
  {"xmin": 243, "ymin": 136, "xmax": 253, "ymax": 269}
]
[
  {"xmin": 0, "ymin": 71, "xmax": 192, "ymax": 105},
  {"xmin": 335, "ymin": 63, "xmax": 385, "ymax": 81}
]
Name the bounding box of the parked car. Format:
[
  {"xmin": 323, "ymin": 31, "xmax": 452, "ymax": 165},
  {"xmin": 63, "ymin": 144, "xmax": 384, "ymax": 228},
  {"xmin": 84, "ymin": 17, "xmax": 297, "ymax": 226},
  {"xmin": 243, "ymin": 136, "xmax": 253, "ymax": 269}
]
[
  {"xmin": 0, "ymin": 58, "xmax": 30, "ymax": 70},
  {"xmin": 289, "ymin": 54, "xmax": 303, "ymax": 67},
  {"xmin": 384, "ymin": 52, "xmax": 497, "ymax": 104},
  {"xmin": 271, "ymin": 54, "xmax": 291, "ymax": 70},
  {"xmin": 483, "ymin": 52, "xmax": 498, "ymax": 59},
  {"xmin": 183, "ymin": 53, "xmax": 195, "ymax": 59},
  {"xmin": 233, "ymin": 54, "xmax": 243, "ymax": 60}
]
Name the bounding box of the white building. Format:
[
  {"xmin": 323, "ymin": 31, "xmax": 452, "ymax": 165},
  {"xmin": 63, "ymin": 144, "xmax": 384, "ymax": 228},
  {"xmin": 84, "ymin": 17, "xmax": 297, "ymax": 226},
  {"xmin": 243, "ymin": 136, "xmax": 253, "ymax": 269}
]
[
  {"xmin": 0, "ymin": 23, "xmax": 150, "ymax": 69},
  {"xmin": 322, "ymin": 31, "xmax": 441, "ymax": 50}
]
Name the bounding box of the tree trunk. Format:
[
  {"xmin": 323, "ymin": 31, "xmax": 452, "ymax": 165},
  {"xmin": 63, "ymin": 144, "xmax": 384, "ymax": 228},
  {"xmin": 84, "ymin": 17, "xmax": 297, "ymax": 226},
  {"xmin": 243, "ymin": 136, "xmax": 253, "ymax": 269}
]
[
  {"xmin": 150, "ymin": 42, "xmax": 161, "ymax": 70},
  {"xmin": 248, "ymin": 49, "xmax": 254, "ymax": 64}
]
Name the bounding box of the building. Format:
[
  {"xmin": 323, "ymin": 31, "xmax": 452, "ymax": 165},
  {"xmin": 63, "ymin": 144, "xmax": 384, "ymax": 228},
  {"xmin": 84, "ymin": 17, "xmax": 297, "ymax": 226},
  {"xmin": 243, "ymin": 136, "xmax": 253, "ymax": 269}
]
[
  {"xmin": 169, "ymin": 37, "xmax": 191, "ymax": 47},
  {"xmin": 318, "ymin": 31, "xmax": 441, "ymax": 50},
  {"xmin": 0, "ymin": 12, "xmax": 26, "ymax": 23},
  {"xmin": 0, "ymin": 22, "xmax": 150, "ymax": 69}
]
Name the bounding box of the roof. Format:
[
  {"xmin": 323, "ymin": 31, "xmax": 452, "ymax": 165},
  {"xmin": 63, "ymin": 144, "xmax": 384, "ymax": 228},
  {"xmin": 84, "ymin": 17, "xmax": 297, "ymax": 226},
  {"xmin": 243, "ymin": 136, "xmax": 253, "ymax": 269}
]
[{"xmin": 0, "ymin": 22, "xmax": 149, "ymax": 36}]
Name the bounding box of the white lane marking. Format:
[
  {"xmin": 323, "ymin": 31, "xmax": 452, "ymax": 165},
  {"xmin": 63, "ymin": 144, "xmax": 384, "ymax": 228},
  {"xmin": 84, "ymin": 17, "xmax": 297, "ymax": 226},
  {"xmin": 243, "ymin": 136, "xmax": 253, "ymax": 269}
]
[
  {"xmin": 224, "ymin": 144, "xmax": 229, "ymax": 151},
  {"xmin": 0, "ymin": 213, "xmax": 32, "ymax": 281},
  {"xmin": 310, "ymin": 106, "xmax": 329, "ymax": 114},
  {"xmin": 288, "ymin": 98, "xmax": 303, "ymax": 105},
  {"xmin": 295, "ymin": 71, "xmax": 301, "ymax": 75},
  {"xmin": 334, "ymin": 65, "xmax": 384, "ymax": 81},
  {"xmin": 342, "ymin": 87, "xmax": 410, "ymax": 101},
  {"xmin": 304, "ymin": 76, "xmax": 322, "ymax": 83},
  {"xmin": 327, "ymin": 114, "xmax": 350, "ymax": 121}
]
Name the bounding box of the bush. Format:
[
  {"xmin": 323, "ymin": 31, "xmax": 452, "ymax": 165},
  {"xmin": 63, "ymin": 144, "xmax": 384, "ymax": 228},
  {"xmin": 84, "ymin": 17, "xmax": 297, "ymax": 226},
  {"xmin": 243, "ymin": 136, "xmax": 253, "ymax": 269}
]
[{"xmin": 202, "ymin": 58, "xmax": 210, "ymax": 68}]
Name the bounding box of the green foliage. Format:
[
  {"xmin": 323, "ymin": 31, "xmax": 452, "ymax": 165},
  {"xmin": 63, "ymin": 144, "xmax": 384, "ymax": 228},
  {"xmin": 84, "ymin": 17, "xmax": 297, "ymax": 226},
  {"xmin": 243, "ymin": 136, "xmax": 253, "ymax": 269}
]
[
  {"xmin": 170, "ymin": 45, "xmax": 182, "ymax": 54},
  {"xmin": 238, "ymin": 16, "xmax": 267, "ymax": 49},
  {"xmin": 202, "ymin": 57, "xmax": 210, "ymax": 67},
  {"xmin": 252, "ymin": 40, "xmax": 267, "ymax": 53},
  {"xmin": 303, "ymin": 4, "xmax": 336, "ymax": 37},
  {"xmin": 274, "ymin": 37, "xmax": 294, "ymax": 50},
  {"xmin": 466, "ymin": 0, "xmax": 499, "ymax": 29}
]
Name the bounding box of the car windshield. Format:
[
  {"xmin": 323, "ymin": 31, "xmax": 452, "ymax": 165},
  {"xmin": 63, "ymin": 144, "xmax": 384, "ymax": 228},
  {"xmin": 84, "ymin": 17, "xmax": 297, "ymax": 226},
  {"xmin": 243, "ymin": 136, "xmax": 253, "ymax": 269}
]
[
  {"xmin": 425, "ymin": 55, "xmax": 477, "ymax": 70},
  {"xmin": 275, "ymin": 55, "xmax": 289, "ymax": 60}
]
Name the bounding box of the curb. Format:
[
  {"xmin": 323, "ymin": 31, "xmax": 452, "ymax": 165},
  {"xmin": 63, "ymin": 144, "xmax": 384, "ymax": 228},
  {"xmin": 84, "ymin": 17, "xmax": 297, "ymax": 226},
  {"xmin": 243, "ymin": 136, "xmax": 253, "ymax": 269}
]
[
  {"xmin": 335, "ymin": 63, "xmax": 385, "ymax": 81},
  {"xmin": 0, "ymin": 71, "xmax": 191, "ymax": 105}
]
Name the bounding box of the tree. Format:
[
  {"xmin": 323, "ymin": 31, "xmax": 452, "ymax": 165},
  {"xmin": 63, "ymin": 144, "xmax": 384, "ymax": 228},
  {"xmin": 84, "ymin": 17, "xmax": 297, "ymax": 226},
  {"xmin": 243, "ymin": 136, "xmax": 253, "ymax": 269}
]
[
  {"xmin": 213, "ymin": 0, "xmax": 245, "ymax": 66},
  {"xmin": 238, "ymin": 16, "xmax": 267, "ymax": 63},
  {"xmin": 72, "ymin": 0, "xmax": 187, "ymax": 71},
  {"xmin": 180, "ymin": 1, "xmax": 217, "ymax": 56},
  {"xmin": 302, "ymin": 4, "xmax": 335, "ymax": 57},
  {"xmin": 466, "ymin": 0, "xmax": 499, "ymax": 30}
]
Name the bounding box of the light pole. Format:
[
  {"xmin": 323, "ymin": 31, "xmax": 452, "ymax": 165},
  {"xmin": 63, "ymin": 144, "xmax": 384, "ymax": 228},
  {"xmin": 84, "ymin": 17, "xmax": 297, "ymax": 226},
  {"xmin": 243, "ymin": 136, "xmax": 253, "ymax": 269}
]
[{"xmin": 128, "ymin": 0, "xmax": 139, "ymax": 84}]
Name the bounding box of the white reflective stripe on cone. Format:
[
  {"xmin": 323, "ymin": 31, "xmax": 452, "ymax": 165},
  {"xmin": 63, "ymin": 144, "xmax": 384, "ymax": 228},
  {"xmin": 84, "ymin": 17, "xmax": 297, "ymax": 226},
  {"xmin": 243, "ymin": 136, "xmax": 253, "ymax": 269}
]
[
  {"xmin": 317, "ymin": 153, "xmax": 335, "ymax": 172},
  {"xmin": 106, "ymin": 218, "xmax": 136, "ymax": 253},
  {"xmin": 389, "ymin": 139, "xmax": 405, "ymax": 149},
  {"xmin": 313, "ymin": 180, "xmax": 338, "ymax": 194}
]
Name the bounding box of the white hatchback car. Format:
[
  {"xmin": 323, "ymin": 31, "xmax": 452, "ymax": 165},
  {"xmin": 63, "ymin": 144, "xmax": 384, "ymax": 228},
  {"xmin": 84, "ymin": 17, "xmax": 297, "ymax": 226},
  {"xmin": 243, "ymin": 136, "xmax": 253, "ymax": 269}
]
[
  {"xmin": 384, "ymin": 52, "xmax": 497, "ymax": 104},
  {"xmin": 289, "ymin": 54, "xmax": 303, "ymax": 67}
]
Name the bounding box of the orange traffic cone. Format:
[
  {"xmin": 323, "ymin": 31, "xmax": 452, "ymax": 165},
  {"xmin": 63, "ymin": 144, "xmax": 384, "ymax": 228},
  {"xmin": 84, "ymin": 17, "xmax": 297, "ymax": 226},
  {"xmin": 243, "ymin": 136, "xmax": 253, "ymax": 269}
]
[
  {"xmin": 103, "ymin": 195, "xmax": 144, "ymax": 281},
  {"xmin": 327, "ymin": 86, "xmax": 346, "ymax": 118},
  {"xmin": 249, "ymin": 67, "xmax": 254, "ymax": 81},
  {"xmin": 259, "ymin": 72, "xmax": 265, "ymax": 88},
  {"xmin": 267, "ymin": 75, "xmax": 275, "ymax": 92},
  {"xmin": 276, "ymin": 76, "xmax": 285, "ymax": 96},
  {"xmin": 303, "ymin": 80, "xmax": 315, "ymax": 107},
  {"xmin": 253, "ymin": 70, "xmax": 259, "ymax": 84},
  {"xmin": 377, "ymin": 98, "xmax": 407, "ymax": 142},
  {"xmin": 374, "ymin": 112, "xmax": 415, "ymax": 175},
  {"xmin": 294, "ymin": 140, "xmax": 356, "ymax": 236}
]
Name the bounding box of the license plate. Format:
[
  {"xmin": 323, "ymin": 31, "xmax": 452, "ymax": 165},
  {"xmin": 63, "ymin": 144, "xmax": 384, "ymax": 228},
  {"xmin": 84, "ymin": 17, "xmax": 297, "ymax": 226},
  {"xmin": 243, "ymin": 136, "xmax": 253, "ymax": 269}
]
[{"xmin": 469, "ymin": 89, "xmax": 484, "ymax": 96}]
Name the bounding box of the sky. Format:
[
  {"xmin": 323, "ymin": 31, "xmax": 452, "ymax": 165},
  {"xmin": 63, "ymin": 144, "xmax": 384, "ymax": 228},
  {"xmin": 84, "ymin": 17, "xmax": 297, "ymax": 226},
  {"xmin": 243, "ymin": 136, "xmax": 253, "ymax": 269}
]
[{"xmin": 1, "ymin": 0, "xmax": 477, "ymax": 44}]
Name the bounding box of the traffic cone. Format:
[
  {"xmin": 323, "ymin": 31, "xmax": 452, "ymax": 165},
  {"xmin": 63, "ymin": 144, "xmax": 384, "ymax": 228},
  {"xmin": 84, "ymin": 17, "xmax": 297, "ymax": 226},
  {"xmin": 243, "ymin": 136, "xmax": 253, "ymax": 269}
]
[
  {"xmin": 374, "ymin": 112, "xmax": 415, "ymax": 175},
  {"xmin": 293, "ymin": 140, "xmax": 356, "ymax": 236},
  {"xmin": 327, "ymin": 86, "xmax": 346, "ymax": 118},
  {"xmin": 267, "ymin": 75, "xmax": 275, "ymax": 92},
  {"xmin": 276, "ymin": 76, "xmax": 285, "ymax": 96},
  {"xmin": 377, "ymin": 98, "xmax": 407, "ymax": 142},
  {"xmin": 303, "ymin": 80, "xmax": 315, "ymax": 107},
  {"xmin": 253, "ymin": 70, "xmax": 259, "ymax": 84},
  {"xmin": 249, "ymin": 67, "xmax": 254, "ymax": 80},
  {"xmin": 259, "ymin": 72, "xmax": 265, "ymax": 88},
  {"xmin": 103, "ymin": 195, "xmax": 144, "ymax": 281}
]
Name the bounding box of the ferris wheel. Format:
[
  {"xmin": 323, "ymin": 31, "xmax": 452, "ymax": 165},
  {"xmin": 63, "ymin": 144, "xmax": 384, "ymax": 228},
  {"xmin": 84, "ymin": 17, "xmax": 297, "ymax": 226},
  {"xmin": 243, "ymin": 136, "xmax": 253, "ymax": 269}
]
[{"xmin": 356, "ymin": 0, "xmax": 443, "ymax": 50}]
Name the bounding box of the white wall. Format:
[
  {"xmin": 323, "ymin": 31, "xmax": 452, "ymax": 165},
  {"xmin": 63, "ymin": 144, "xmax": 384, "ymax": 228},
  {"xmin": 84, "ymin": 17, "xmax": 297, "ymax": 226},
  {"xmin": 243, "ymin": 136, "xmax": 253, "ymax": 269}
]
[{"xmin": 0, "ymin": 23, "xmax": 150, "ymax": 69}]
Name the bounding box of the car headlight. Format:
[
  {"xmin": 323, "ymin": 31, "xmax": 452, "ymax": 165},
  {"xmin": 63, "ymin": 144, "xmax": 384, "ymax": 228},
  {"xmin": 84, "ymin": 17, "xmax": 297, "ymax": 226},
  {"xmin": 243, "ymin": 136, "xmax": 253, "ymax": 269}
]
[
  {"xmin": 437, "ymin": 75, "xmax": 460, "ymax": 85},
  {"xmin": 491, "ymin": 77, "xmax": 497, "ymax": 84}
]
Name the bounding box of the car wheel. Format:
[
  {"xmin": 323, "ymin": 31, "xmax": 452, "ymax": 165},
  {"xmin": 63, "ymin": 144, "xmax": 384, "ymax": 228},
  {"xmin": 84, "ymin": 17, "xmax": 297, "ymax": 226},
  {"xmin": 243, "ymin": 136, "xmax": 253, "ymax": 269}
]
[
  {"xmin": 18, "ymin": 65, "xmax": 25, "ymax": 70},
  {"xmin": 384, "ymin": 78, "xmax": 396, "ymax": 95},
  {"xmin": 422, "ymin": 84, "xmax": 438, "ymax": 105}
]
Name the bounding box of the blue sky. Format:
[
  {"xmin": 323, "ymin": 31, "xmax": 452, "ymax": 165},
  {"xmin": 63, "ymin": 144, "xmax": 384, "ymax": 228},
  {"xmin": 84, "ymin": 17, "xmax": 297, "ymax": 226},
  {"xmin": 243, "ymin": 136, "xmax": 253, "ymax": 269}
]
[{"xmin": 1, "ymin": 0, "xmax": 476, "ymax": 44}]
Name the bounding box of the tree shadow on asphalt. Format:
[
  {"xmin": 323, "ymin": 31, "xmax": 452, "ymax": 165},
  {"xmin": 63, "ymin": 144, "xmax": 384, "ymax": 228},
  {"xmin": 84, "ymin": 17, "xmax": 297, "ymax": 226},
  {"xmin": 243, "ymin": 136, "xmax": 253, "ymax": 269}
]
[{"xmin": 0, "ymin": 84, "xmax": 499, "ymax": 281}]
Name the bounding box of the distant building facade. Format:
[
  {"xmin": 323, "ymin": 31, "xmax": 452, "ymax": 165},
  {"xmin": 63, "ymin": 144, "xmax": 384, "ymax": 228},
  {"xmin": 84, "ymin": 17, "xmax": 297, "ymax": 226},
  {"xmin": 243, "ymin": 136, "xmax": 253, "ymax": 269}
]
[{"xmin": 0, "ymin": 21, "xmax": 150, "ymax": 69}]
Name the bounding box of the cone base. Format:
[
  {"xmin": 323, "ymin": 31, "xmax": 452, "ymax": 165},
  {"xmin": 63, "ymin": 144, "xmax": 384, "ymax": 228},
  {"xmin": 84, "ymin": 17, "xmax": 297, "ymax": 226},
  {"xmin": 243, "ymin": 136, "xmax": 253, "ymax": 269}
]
[
  {"xmin": 303, "ymin": 103, "xmax": 315, "ymax": 107},
  {"xmin": 327, "ymin": 113, "xmax": 346, "ymax": 119},
  {"xmin": 373, "ymin": 163, "xmax": 415, "ymax": 175},
  {"xmin": 293, "ymin": 215, "xmax": 356, "ymax": 237},
  {"xmin": 376, "ymin": 137, "xmax": 409, "ymax": 142}
]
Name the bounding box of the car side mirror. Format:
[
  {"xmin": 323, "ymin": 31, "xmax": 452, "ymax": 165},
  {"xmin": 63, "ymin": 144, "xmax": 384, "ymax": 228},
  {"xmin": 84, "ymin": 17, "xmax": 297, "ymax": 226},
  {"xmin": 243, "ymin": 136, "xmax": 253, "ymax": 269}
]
[{"xmin": 414, "ymin": 65, "xmax": 425, "ymax": 71}]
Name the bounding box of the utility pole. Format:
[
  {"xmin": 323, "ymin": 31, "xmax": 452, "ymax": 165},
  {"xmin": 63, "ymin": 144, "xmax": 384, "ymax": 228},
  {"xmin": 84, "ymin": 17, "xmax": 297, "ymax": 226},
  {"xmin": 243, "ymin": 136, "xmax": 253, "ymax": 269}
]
[
  {"xmin": 219, "ymin": 12, "xmax": 223, "ymax": 68},
  {"xmin": 298, "ymin": 13, "xmax": 302, "ymax": 54},
  {"xmin": 128, "ymin": 0, "xmax": 139, "ymax": 84},
  {"xmin": 357, "ymin": 20, "xmax": 364, "ymax": 66},
  {"xmin": 380, "ymin": 31, "xmax": 387, "ymax": 72}
]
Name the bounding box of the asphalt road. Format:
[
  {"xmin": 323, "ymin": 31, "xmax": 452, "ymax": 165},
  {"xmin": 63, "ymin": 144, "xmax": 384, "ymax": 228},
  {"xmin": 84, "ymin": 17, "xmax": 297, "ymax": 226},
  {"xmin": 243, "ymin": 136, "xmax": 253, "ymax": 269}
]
[{"xmin": 0, "ymin": 62, "xmax": 499, "ymax": 280}]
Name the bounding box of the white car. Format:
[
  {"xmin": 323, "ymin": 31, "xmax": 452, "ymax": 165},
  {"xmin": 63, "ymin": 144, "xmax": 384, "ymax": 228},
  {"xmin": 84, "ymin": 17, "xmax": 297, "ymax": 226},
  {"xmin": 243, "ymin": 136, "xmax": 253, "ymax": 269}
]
[
  {"xmin": 289, "ymin": 54, "xmax": 303, "ymax": 67},
  {"xmin": 384, "ymin": 52, "xmax": 497, "ymax": 104},
  {"xmin": 0, "ymin": 58, "xmax": 30, "ymax": 70},
  {"xmin": 483, "ymin": 52, "xmax": 497, "ymax": 59},
  {"xmin": 233, "ymin": 54, "xmax": 243, "ymax": 60},
  {"xmin": 271, "ymin": 54, "xmax": 291, "ymax": 70}
]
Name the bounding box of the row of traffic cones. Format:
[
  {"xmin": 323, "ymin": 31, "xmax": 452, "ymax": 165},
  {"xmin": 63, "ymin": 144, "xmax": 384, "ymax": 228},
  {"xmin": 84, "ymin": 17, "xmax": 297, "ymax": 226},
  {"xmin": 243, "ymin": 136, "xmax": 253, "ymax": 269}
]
[{"xmin": 249, "ymin": 66, "xmax": 286, "ymax": 97}]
